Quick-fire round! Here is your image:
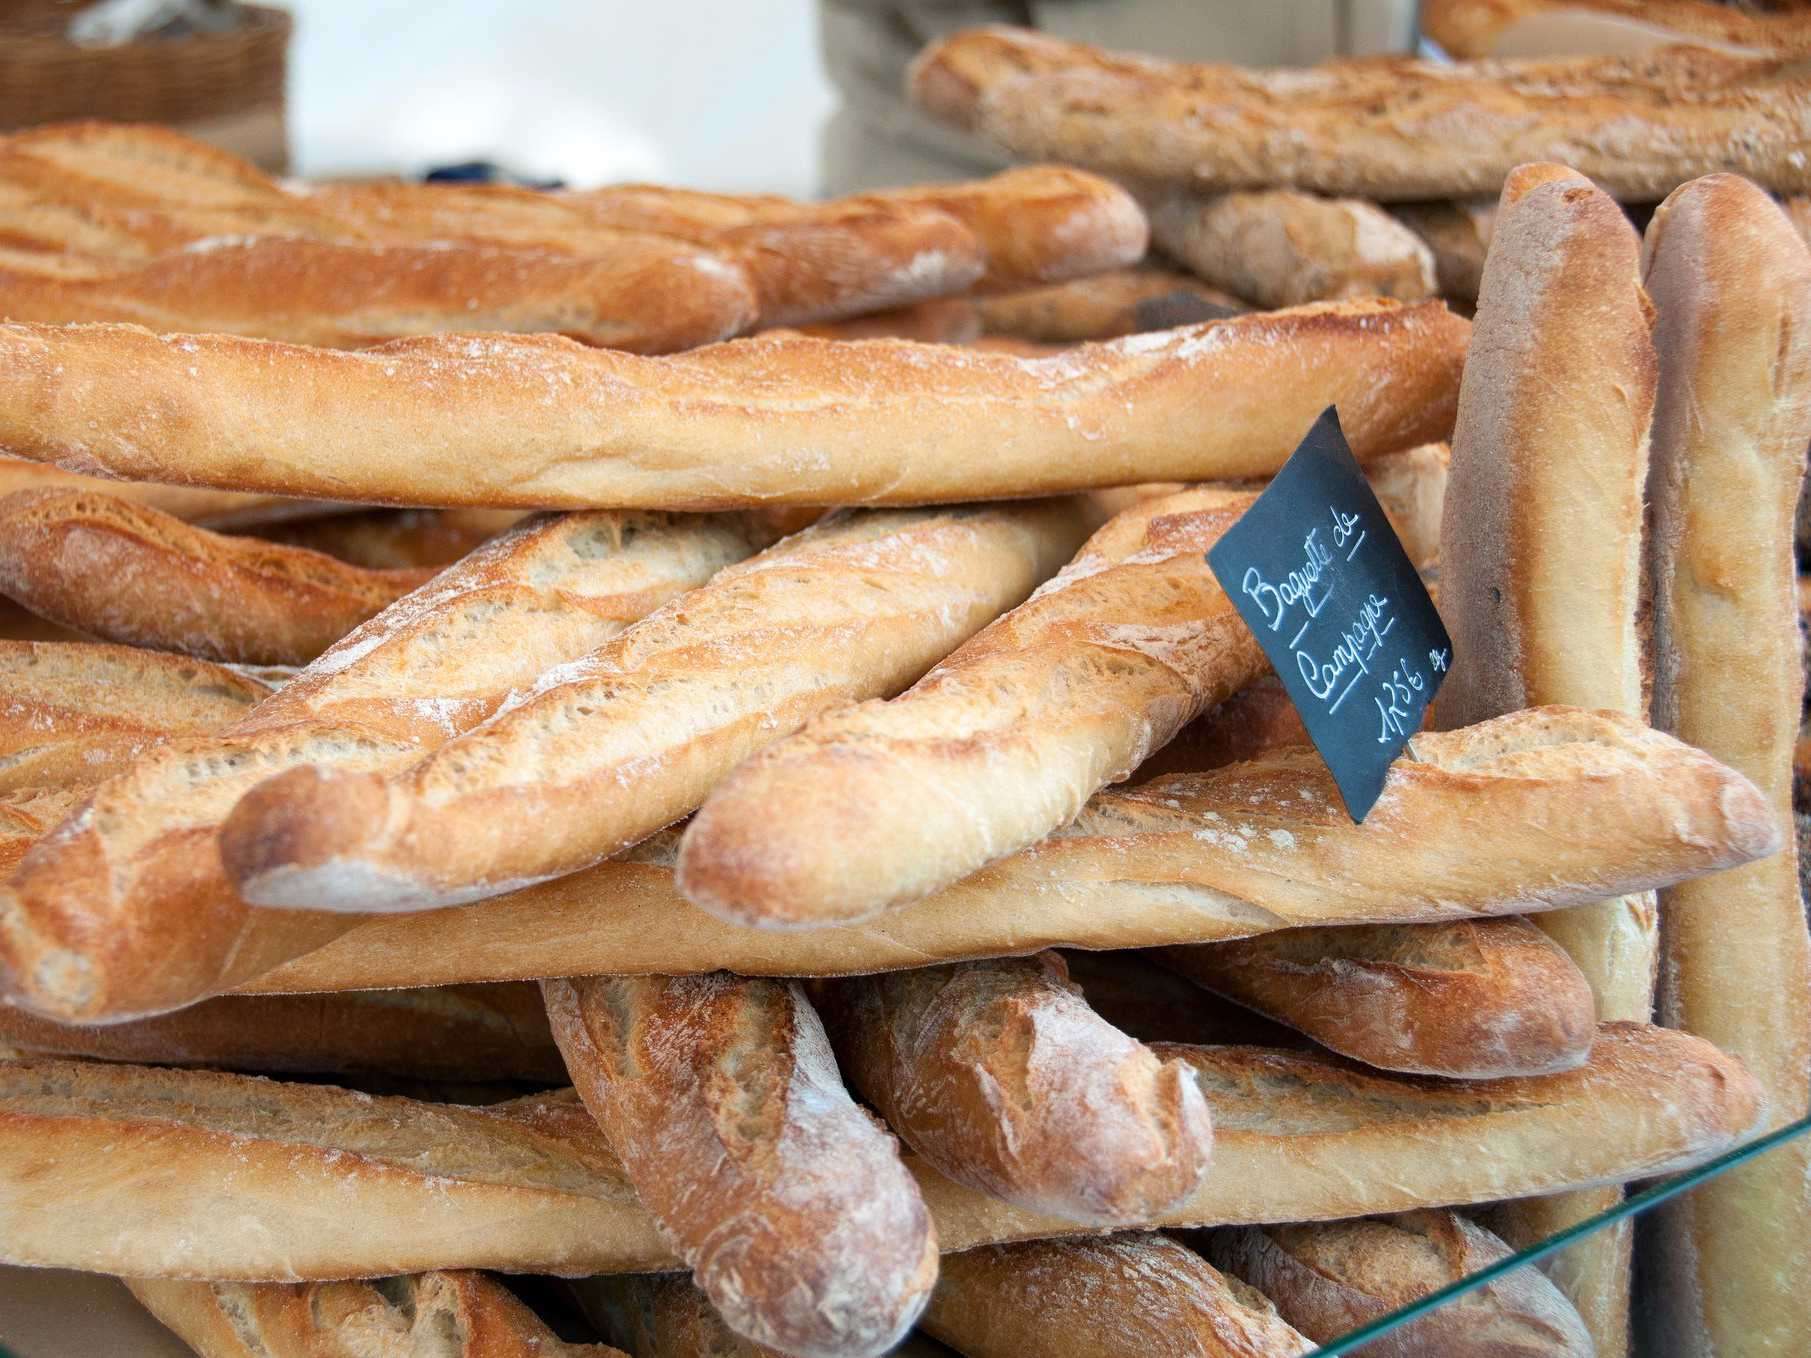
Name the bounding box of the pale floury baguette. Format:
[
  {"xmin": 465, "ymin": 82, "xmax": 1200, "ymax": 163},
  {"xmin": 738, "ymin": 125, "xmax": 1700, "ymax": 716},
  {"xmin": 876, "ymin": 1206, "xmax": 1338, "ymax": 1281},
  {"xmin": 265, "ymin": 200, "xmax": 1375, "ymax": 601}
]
[
  {"xmin": 677, "ymin": 487, "xmax": 1265, "ymax": 929},
  {"xmin": 909, "ymin": 26, "xmax": 1811, "ymax": 200},
  {"xmin": 0, "ymin": 639, "xmax": 271, "ymax": 794},
  {"xmin": 1642, "ymin": 174, "xmax": 1811, "ymax": 1358},
  {"xmin": 0, "ymin": 1025, "xmax": 1758, "ymax": 1278},
  {"xmin": 1156, "ymin": 917, "xmax": 1597, "ymax": 1079},
  {"xmin": 221, "ymin": 502, "xmax": 1093, "ymax": 913},
  {"xmin": 0, "ymin": 489, "xmax": 434, "ymax": 664},
  {"xmin": 542, "ymin": 974, "xmax": 937, "ymax": 1358},
  {"xmin": 1142, "ymin": 185, "xmax": 1438, "ymax": 308},
  {"xmin": 241, "ymin": 708, "xmax": 1779, "ymax": 992},
  {"xmin": 0, "ymin": 510, "xmax": 770, "ymax": 1021},
  {"xmin": 811, "ymin": 952, "xmax": 1214, "ymax": 1225},
  {"xmin": 1205, "ymin": 1213, "xmax": 1592, "ymax": 1358},
  {"xmin": 0, "ymin": 302, "xmax": 1470, "ymax": 508},
  {"xmin": 922, "ymin": 1233, "xmax": 1311, "ymax": 1358},
  {"xmin": 0, "ymin": 982, "xmax": 565, "ymax": 1082},
  {"xmin": 1435, "ymin": 162, "xmax": 1658, "ymax": 1357},
  {"xmin": 129, "ymin": 1272, "xmax": 627, "ymax": 1358}
]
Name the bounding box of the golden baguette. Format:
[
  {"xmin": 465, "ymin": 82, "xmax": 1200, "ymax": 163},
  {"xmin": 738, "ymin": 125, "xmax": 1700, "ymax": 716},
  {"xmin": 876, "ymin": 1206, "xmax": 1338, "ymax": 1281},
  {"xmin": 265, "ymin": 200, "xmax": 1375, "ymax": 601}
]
[
  {"xmin": 0, "ymin": 640, "xmax": 270, "ymax": 794},
  {"xmin": 1643, "ymin": 174, "xmax": 1811, "ymax": 1358},
  {"xmin": 544, "ymin": 974, "xmax": 937, "ymax": 1358},
  {"xmin": 0, "ymin": 489, "xmax": 433, "ymax": 664},
  {"xmin": 128, "ymin": 1271, "xmax": 626, "ymax": 1358},
  {"xmin": 0, "ymin": 1025, "xmax": 1755, "ymax": 1277},
  {"xmin": 1142, "ymin": 185, "xmax": 1438, "ymax": 308},
  {"xmin": 237, "ymin": 708, "xmax": 1779, "ymax": 993},
  {"xmin": 0, "ymin": 302, "xmax": 1470, "ymax": 508},
  {"xmin": 909, "ymin": 26, "xmax": 1811, "ymax": 200},
  {"xmin": 1157, "ymin": 918, "xmax": 1597, "ymax": 1079},
  {"xmin": 1206, "ymin": 1213, "xmax": 1592, "ymax": 1358},
  {"xmin": 973, "ymin": 267, "xmax": 1245, "ymax": 343},
  {"xmin": 0, "ymin": 510, "xmax": 771, "ymax": 1021},
  {"xmin": 677, "ymin": 488, "xmax": 1265, "ymax": 929},
  {"xmin": 922, "ymin": 1233, "xmax": 1309, "ymax": 1358},
  {"xmin": 0, "ymin": 982, "xmax": 565, "ymax": 1083},
  {"xmin": 812, "ymin": 952, "xmax": 1214, "ymax": 1226},
  {"xmin": 220, "ymin": 502, "xmax": 1094, "ymax": 913}
]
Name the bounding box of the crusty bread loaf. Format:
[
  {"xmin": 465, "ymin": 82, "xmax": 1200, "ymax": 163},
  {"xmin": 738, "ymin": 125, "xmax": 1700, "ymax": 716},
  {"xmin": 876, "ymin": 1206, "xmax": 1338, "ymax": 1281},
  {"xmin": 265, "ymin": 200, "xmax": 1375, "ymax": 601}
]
[
  {"xmin": 242, "ymin": 708, "xmax": 1779, "ymax": 992},
  {"xmin": 221, "ymin": 501, "xmax": 1092, "ymax": 913},
  {"xmin": 128, "ymin": 1272, "xmax": 626, "ymax": 1358},
  {"xmin": 677, "ymin": 488, "xmax": 1265, "ymax": 929},
  {"xmin": 1390, "ymin": 200, "xmax": 1498, "ymax": 306},
  {"xmin": 1436, "ymin": 162, "xmax": 1657, "ymax": 1356},
  {"xmin": 1422, "ymin": 0, "xmax": 1811, "ymax": 59},
  {"xmin": 0, "ymin": 303, "xmax": 1470, "ymax": 508},
  {"xmin": 1206, "ymin": 1212, "xmax": 1592, "ymax": 1358},
  {"xmin": 0, "ymin": 1025, "xmax": 1759, "ymax": 1278},
  {"xmin": 0, "ymin": 489, "xmax": 432, "ymax": 664},
  {"xmin": 1143, "ymin": 185, "xmax": 1437, "ymax": 308},
  {"xmin": 542, "ymin": 974, "xmax": 937, "ymax": 1358},
  {"xmin": 922, "ymin": 1233, "xmax": 1309, "ymax": 1358},
  {"xmin": 0, "ymin": 639, "xmax": 270, "ymax": 793},
  {"xmin": 0, "ymin": 982, "xmax": 565, "ymax": 1082},
  {"xmin": 973, "ymin": 267, "xmax": 1245, "ymax": 343},
  {"xmin": 1157, "ymin": 917, "xmax": 1597, "ymax": 1078},
  {"xmin": 0, "ymin": 510, "xmax": 768, "ymax": 1021},
  {"xmin": 1643, "ymin": 173, "xmax": 1811, "ymax": 1358},
  {"xmin": 910, "ymin": 26, "xmax": 1811, "ymax": 201},
  {"xmin": 0, "ymin": 453, "xmax": 306, "ymax": 527},
  {"xmin": 244, "ymin": 509, "xmax": 526, "ymax": 570},
  {"xmin": 812, "ymin": 952, "xmax": 1213, "ymax": 1225}
]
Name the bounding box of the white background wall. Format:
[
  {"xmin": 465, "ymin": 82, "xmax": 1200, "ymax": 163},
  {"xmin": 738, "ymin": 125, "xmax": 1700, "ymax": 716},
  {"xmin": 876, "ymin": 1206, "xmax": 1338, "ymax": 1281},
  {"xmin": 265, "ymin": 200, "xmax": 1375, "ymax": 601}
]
[{"xmin": 283, "ymin": 1, "xmax": 836, "ymax": 196}]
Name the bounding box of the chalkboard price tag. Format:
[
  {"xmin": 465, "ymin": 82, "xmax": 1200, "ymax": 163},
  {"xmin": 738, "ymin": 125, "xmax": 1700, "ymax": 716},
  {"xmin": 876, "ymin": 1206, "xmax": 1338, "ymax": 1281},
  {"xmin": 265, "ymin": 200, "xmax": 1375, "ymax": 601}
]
[{"xmin": 1206, "ymin": 407, "xmax": 1451, "ymax": 822}]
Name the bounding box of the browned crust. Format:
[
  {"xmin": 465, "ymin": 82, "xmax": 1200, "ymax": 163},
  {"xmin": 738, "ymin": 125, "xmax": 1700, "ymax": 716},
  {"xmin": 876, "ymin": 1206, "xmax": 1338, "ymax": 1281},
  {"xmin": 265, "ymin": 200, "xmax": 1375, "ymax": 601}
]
[
  {"xmin": 0, "ymin": 639, "xmax": 270, "ymax": 794},
  {"xmin": 813, "ymin": 953, "xmax": 1213, "ymax": 1225},
  {"xmin": 235, "ymin": 708, "xmax": 1781, "ymax": 993},
  {"xmin": 0, "ymin": 511, "xmax": 770, "ymax": 1021},
  {"xmin": 0, "ymin": 1025, "xmax": 1761, "ymax": 1278},
  {"xmin": 908, "ymin": 26, "xmax": 1811, "ymax": 200},
  {"xmin": 1207, "ymin": 1212, "xmax": 1592, "ymax": 1357},
  {"xmin": 542, "ymin": 974, "xmax": 937, "ymax": 1358},
  {"xmin": 1158, "ymin": 917, "xmax": 1597, "ymax": 1078},
  {"xmin": 676, "ymin": 488, "xmax": 1264, "ymax": 928},
  {"xmin": 0, "ymin": 489, "xmax": 431, "ymax": 664},
  {"xmin": 0, "ymin": 301, "xmax": 1470, "ymax": 508}
]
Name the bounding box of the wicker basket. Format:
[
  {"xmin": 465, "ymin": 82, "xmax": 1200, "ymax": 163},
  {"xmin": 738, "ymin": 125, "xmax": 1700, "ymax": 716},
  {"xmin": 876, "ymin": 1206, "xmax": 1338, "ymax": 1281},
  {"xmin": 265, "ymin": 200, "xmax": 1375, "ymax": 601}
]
[{"xmin": 0, "ymin": 2, "xmax": 291, "ymax": 170}]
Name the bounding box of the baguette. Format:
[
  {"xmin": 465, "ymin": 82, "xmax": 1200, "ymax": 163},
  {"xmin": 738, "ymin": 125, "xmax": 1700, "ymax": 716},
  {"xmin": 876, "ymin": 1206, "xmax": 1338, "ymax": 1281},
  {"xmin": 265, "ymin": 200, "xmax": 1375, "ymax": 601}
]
[
  {"xmin": 244, "ymin": 508, "xmax": 527, "ymax": 570},
  {"xmin": 239, "ymin": 708, "xmax": 1780, "ymax": 992},
  {"xmin": 811, "ymin": 952, "xmax": 1214, "ymax": 1225},
  {"xmin": 0, "ymin": 1025, "xmax": 1759, "ymax": 1278},
  {"xmin": 221, "ymin": 501, "xmax": 1093, "ymax": 912},
  {"xmin": 921, "ymin": 1233, "xmax": 1310, "ymax": 1358},
  {"xmin": 0, "ymin": 639, "xmax": 270, "ymax": 793},
  {"xmin": 677, "ymin": 487, "xmax": 1266, "ymax": 929},
  {"xmin": 1422, "ymin": 0, "xmax": 1811, "ymax": 59},
  {"xmin": 1142, "ymin": 185, "xmax": 1438, "ymax": 309},
  {"xmin": 908, "ymin": 26, "xmax": 1811, "ymax": 200},
  {"xmin": 1157, "ymin": 917, "xmax": 1596, "ymax": 1078},
  {"xmin": 0, "ymin": 982, "xmax": 565, "ymax": 1082},
  {"xmin": 0, "ymin": 303, "xmax": 1470, "ymax": 508},
  {"xmin": 542, "ymin": 974, "xmax": 937, "ymax": 1358},
  {"xmin": 1205, "ymin": 1212, "xmax": 1592, "ymax": 1358},
  {"xmin": 1435, "ymin": 162, "xmax": 1657, "ymax": 1355},
  {"xmin": 1390, "ymin": 200, "xmax": 1498, "ymax": 306},
  {"xmin": 128, "ymin": 1272, "xmax": 626, "ymax": 1358},
  {"xmin": 0, "ymin": 509, "xmax": 769, "ymax": 1021},
  {"xmin": 0, "ymin": 489, "xmax": 432, "ymax": 664},
  {"xmin": 973, "ymin": 267, "xmax": 1245, "ymax": 343},
  {"xmin": 1643, "ymin": 173, "xmax": 1811, "ymax": 1358}
]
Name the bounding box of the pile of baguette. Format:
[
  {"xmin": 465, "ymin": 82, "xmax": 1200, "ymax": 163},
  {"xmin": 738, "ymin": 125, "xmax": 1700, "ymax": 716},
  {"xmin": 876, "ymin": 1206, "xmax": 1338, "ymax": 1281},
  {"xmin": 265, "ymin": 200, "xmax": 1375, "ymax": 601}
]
[{"xmin": 0, "ymin": 15, "xmax": 1807, "ymax": 1355}]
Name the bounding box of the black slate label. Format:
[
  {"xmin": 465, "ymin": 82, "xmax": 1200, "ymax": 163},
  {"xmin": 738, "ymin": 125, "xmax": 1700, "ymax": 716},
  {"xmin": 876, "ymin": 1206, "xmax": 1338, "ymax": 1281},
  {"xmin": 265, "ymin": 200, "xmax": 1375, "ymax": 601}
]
[{"xmin": 1206, "ymin": 407, "xmax": 1451, "ymax": 822}]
